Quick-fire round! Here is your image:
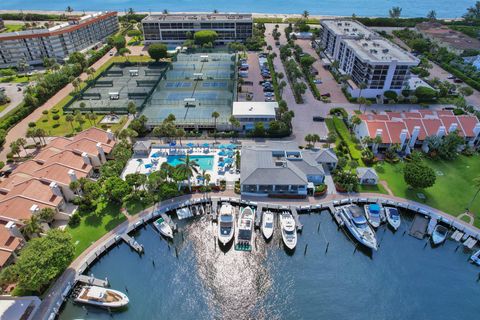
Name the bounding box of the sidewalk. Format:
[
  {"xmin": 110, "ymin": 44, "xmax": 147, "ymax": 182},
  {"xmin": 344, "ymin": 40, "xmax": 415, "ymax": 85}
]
[{"xmin": 0, "ymin": 49, "xmax": 116, "ymax": 162}]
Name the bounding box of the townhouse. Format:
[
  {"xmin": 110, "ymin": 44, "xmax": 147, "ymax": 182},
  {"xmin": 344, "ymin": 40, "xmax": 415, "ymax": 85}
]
[{"xmin": 354, "ymin": 110, "xmax": 480, "ymax": 153}]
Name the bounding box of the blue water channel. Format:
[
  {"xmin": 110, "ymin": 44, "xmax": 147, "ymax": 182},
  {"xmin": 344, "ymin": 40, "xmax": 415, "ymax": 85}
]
[{"xmin": 59, "ymin": 209, "xmax": 480, "ymax": 320}]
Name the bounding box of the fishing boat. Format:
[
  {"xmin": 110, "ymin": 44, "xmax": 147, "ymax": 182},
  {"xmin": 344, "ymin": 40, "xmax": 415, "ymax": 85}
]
[
  {"xmin": 470, "ymin": 249, "xmax": 480, "ymax": 266},
  {"xmin": 364, "ymin": 203, "xmax": 382, "ymax": 228},
  {"xmin": 217, "ymin": 203, "xmax": 235, "ymax": 246},
  {"xmin": 261, "ymin": 211, "xmax": 274, "ymax": 240},
  {"xmin": 432, "ymin": 225, "xmax": 448, "ymax": 245},
  {"xmin": 235, "ymin": 206, "xmax": 254, "ymax": 251},
  {"xmin": 153, "ymin": 217, "xmax": 173, "ymax": 239},
  {"xmin": 338, "ymin": 205, "xmax": 378, "ymax": 250},
  {"xmin": 73, "ymin": 285, "xmax": 129, "ymax": 308},
  {"xmin": 385, "ymin": 207, "xmax": 401, "ymax": 230},
  {"xmin": 280, "ymin": 211, "xmax": 297, "ymax": 250}
]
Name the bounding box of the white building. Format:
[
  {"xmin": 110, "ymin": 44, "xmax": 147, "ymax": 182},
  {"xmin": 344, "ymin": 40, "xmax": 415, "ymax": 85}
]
[
  {"xmin": 232, "ymin": 101, "xmax": 277, "ymax": 131},
  {"xmin": 0, "ymin": 12, "xmax": 119, "ymax": 68},
  {"xmin": 142, "ymin": 13, "xmax": 253, "ymax": 44},
  {"xmin": 320, "ymin": 19, "xmax": 419, "ymax": 98}
]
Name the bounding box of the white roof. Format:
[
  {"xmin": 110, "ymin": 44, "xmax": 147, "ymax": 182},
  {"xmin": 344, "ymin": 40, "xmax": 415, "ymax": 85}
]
[
  {"xmin": 343, "ymin": 38, "xmax": 418, "ymax": 64},
  {"xmin": 232, "ymin": 102, "xmax": 277, "ymax": 117},
  {"xmin": 322, "ymin": 19, "xmax": 375, "ymax": 38},
  {"xmin": 356, "ymin": 167, "xmax": 378, "ymax": 179}
]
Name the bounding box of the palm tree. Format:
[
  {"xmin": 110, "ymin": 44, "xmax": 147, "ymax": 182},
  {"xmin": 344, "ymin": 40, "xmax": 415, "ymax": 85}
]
[
  {"xmin": 35, "ymin": 128, "xmax": 47, "ymax": 146},
  {"xmin": 26, "ymin": 128, "xmax": 38, "ymax": 145},
  {"xmin": 211, "ymin": 111, "xmax": 220, "ymax": 142},
  {"xmin": 163, "ymin": 9, "xmax": 169, "ymax": 14},
  {"xmin": 66, "ymin": 114, "xmax": 75, "ymax": 131},
  {"xmin": 22, "ymin": 215, "xmax": 42, "ymax": 239},
  {"xmin": 213, "ymin": 9, "xmax": 219, "ymax": 14},
  {"xmin": 357, "ymin": 96, "xmax": 367, "ymax": 112},
  {"xmin": 427, "ymin": 10, "xmax": 437, "ymax": 21},
  {"xmin": 389, "ymin": 6, "xmax": 402, "ymax": 18},
  {"xmin": 16, "ymin": 137, "xmax": 27, "ymax": 156},
  {"xmin": 176, "ymin": 155, "xmax": 200, "ymax": 191},
  {"xmin": 467, "ymin": 176, "xmax": 480, "ymax": 211},
  {"xmin": 69, "ymin": 180, "xmax": 81, "ymax": 195},
  {"xmin": 302, "ymin": 10, "xmax": 309, "ymax": 19},
  {"xmin": 351, "ymin": 115, "xmax": 362, "ymax": 130},
  {"xmin": 304, "ymin": 134, "xmax": 313, "ymax": 147},
  {"xmin": 312, "ymin": 133, "xmax": 320, "ymax": 148},
  {"xmin": 39, "ymin": 208, "xmax": 56, "ymax": 223},
  {"xmin": 127, "ymin": 8, "xmax": 135, "ymax": 16},
  {"xmin": 10, "ymin": 141, "xmax": 20, "ymax": 158},
  {"xmin": 65, "ymin": 6, "xmax": 74, "ymax": 13},
  {"xmin": 176, "ymin": 128, "xmax": 186, "ymax": 146}
]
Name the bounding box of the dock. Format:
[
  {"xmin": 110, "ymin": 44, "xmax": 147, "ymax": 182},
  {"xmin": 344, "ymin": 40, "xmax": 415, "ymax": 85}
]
[
  {"xmin": 121, "ymin": 234, "xmax": 144, "ymax": 253},
  {"xmin": 427, "ymin": 217, "xmax": 437, "ymax": 235},
  {"xmin": 211, "ymin": 198, "xmax": 219, "ymax": 221},
  {"xmin": 160, "ymin": 213, "xmax": 177, "ymax": 231},
  {"xmin": 451, "ymin": 230, "xmax": 464, "ymax": 241},
  {"xmin": 463, "ymin": 237, "xmax": 477, "ymax": 249},
  {"xmin": 290, "ymin": 207, "xmax": 303, "ymax": 231},
  {"xmin": 75, "ymin": 274, "xmax": 109, "ymax": 287},
  {"xmin": 255, "ymin": 204, "xmax": 263, "ymax": 228},
  {"xmin": 409, "ymin": 214, "xmax": 429, "ymax": 239}
]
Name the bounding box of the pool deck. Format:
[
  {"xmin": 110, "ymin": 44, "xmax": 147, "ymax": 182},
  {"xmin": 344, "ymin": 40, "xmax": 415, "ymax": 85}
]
[
  {"xmin": 121, "ymin": 146, "xmax": 240, "ymax": 185},
  {"xmin": 37, "ymin": 191, "xmax": 480, "ymax": 320}
]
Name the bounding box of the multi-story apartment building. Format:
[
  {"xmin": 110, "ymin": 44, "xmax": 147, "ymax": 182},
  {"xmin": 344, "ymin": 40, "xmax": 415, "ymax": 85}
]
[
  {"xmin": 0, "ymin": 12, "xmax": 118, "ymax": 68},
  {"xmin": 320, "ymin": 19, "xmax": 419, "ymax": 98},
  {"xmin": 142, "ymin": 13, "xmax": 253, "ymax": 44}
]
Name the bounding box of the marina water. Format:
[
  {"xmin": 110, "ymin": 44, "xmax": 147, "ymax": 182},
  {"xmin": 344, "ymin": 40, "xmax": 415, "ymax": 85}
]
[
  {"xmin": 59, "ymin": 210, "xmax": 480, "ymax": 320},
  {"xmin": 0, "ymin": 0, "xmax": 476, "ymax": 19}
]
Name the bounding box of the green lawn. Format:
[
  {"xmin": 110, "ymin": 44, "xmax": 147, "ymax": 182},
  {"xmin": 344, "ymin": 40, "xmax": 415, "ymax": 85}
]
[
  {"xmin": 66, "ymin": 202, "xmax": 127, "ymax": 257},
  {"xmin": 374, "ymin": 155, "xmax": 480, "ymax": 228},
  {"xmin": 0, "ymin": 102, "xmax": 9, "ymax": 113},
  {"xmin": 124, "ymin": 198, "xmax": 153, "ymax": 216},
  {"xmin": 358, "ymin": 183, "xmax": 389, "ymax": 195},
  {"xmin": 2, "ymin": 24, "xmax": 23, "ymax": 33},
  {"xmin": 35, "ymin": 107, "xmax": 127, "ymax": 136}
]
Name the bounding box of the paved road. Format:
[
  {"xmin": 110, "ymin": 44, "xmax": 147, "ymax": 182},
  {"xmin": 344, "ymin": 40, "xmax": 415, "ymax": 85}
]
[
  {"xmin": 0, "ymin": 83, "xmax": 24, "ymax": 118},
  {"xmin": 0, "ymin": 48, "xmax": 116, "ymax": 161}
]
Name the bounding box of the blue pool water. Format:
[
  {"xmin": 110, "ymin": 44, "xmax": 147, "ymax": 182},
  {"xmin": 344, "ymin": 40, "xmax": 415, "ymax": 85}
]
[
  {"xmin": 167, "ymin": 155, "xmax": 214, "ymax": 170},
  {"xmin": 0, "ymin": 0, "xmax": 474, "ymax": 18}
]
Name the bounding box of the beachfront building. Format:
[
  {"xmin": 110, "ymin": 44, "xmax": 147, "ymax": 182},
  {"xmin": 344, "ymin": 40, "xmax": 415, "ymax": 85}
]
[
  {"xmin": 0, "ymin": 128, "xmax": 116, "ymax": 227},
  {"xmin": 416, "ymin": 22, "xmax": 480, "ymax": 55},
  {"xmin": 142, "ymin": 13, "xmax": 253, "ymax": 44},
  {"xmin": 0, "ymin": 12, "xmax": 119, "ymax": 68},
  {"xmin": 319, "ymin": 19, "xmax": 419, "ymax": 98},
  {"xmin": 232, "ymin": 101, "xmax": 278, "ymax": 131},
  {"xmin": 240, "ymin": 143, "xmax": 338, "ymax": 197},
  {"xmin": 354, "ymin": 110, "xmax": 480, "ymax": 153}
]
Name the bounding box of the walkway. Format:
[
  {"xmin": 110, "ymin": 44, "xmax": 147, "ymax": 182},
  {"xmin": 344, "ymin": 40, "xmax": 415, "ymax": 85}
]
[
  {"xmin": 0, "ymin": 48, "xmax": 116, "ymax": 162},
  {"xmin": 35, "ymin": 190, "xmax": 480, "ymax": 320}
]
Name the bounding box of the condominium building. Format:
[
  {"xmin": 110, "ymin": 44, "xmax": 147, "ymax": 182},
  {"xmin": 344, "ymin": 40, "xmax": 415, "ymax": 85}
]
[
  {"xmin": 320, "ymin": 19, "xmax": 419, "ymax": 98},
  {"xmin": 142, "ymin": 13, "xmax": 253, "ymax": 44},
  {"xmin": 0, "ymin": 12, "xmax": 119, "ymax": 68}
]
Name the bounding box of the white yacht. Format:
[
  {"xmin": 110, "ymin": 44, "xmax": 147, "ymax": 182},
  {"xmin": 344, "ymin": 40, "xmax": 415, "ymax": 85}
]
[
  {"xmin": 280, "ymin": 212, "xmax": 297, "ymax": 250},
  {"xmin": 338, "ymin": 205, "xmax": 378, "ymax": 250},
  {"xmin": 385, "ymin": 207, "xmax": 401, "ymax": 230},
  {"xmin": 235, "ymin": 206, "xmax": 255, "ymax": 251},
  {"xmin": 153, "ymin": 217, "xmax": 173, "ymax": 239},
  {"xmin": 432, "ymin": 225, "xmax": 448, "ymax": 245},
  {"xmin": 364, "ymin": 203, "xmax": 382, "ymax": 228},
  {"xmin": 470, "ymin": 249, "xmax": 480, "ymax": 266},
  {"xmin": 217, "ymin": 203, "xmax": 235, "ymax": 246},
  {"xmin": 73, "ymin": 285, "xmax": 129, "ymax": 308},
  {"xmin": 261, "ymin": 211, "xmax": 274, "ymax": 240}
]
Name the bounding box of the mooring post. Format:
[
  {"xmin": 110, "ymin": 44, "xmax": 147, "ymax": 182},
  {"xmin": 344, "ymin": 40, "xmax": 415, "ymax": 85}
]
[
  {"xmin": 317, "ymin": 222, "xmax": 321, "ymax": 233},
  {"xmin": 304, "ymin": 243, "xmax": 308, "ymax": 256},
  {"xmin": 325, "ymin": 242, "xmax": 330, "ymax": 254}
]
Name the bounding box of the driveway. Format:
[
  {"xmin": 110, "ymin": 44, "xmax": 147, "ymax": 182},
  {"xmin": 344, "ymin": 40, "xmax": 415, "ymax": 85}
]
[
  {"xmin": 0, "ymin": 83, "xmax": 24, "ymax": 118},
  {"xmin": 265, "ymin": 23, "xmax": 328, "ymax": 145},
  {"xmin": 295, "ymin": 39, "xmax": 349, "ymax": 104}
]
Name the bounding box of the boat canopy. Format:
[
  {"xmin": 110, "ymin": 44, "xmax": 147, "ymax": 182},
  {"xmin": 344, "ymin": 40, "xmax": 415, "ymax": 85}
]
[
  {"xmin": 220, "ymin": 215, "xmax": 233, "ymax": 222},
  {"xmin": 369, "ymin": 204, "xmax": 381, "ymax": 213}
]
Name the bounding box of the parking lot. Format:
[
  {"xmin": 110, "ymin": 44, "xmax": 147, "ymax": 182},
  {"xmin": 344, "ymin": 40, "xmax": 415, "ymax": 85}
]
[
  {"xmin": 0, "ymin": 83, "xmax": 25, "ymax": 118},
  {"xmin": 239, "ymin": 52, "xmax": 275, "ymax": 102}
]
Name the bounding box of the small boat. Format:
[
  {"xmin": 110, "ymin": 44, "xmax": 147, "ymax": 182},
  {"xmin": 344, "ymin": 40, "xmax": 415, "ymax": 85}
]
[
  {"xmin": 280, "ymin": 212, "xmax": 297, "ymax": 250},
  {"xmin": 432, "ymin": 225, "xmax": 448, "ymax": 245},
  {"xmin": 261, "ymin": 211, "xmax": 274, "ymax": 240},
  {"xmin": 176, "ymin": 207, "xmax": 192, "ymax": 220},
  {"xmin": 364, "ymin": 204, "xmax": 382, "ymax": 228},
  {"xmin": 235, "ymin": 206, "xmax": 255, "ymax": 251},
  {"xmin": 470, "ymin": 249, "xmax": 480, "ymax": 266},
  {"xmin": 74, "ymin": 285, "xmax": 129, "ymax": 308},
  {"xmin": 153, "ymin": 217, "xmax": 173, "ymax": 239},
  {"xmin": 217, "ymin": 203, "xmax": 235, "ymax": 245},
  {"xmin": 385, "ymin": 207, "xmax": 401, "ymax": 230},
  {"xmin": 338, "ymin": 205, "xmax": 377, "ymax": 250}
]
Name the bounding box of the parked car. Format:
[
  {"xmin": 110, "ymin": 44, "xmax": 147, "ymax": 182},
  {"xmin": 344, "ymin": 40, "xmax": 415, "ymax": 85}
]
[
  {"xmin": 275, "ymin": 41, "xmax": 280, "ymax": 46},
  {"xmin": 453, "ymin": 78, "xmax": 463, "ymax": 83},
  {"xmin": 109, "ymin": 51, "xmax": 114, "ymax": 56},
  {"xmin": 264, "ymin": 92, "xmax": 274, "ymax": 97},
  {"xmin": 313, "ymin": 116, "xmax": 325, "ymax": 122},
  {"xmin": 261, "ymin": 82, "xmax": 272, "ymax": 87},
  {"xmin": 313, "ymin": 79, "xmax": 322, "ymax": 84},
  {"xmin": 263, "ymin": 87, "xmax": 274, "ymax": 92},
  {"xmin": 265, "ymin": 97, "xmax": 275, "ymax": 102},
  {"xmin": 321, "ymin": 93, "xmax": 331, "ymax": 98}
]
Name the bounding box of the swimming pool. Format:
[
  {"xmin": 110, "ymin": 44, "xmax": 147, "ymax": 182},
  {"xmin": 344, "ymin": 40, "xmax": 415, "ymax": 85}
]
[{"xmin": 167, "ymin": 155, "xmax": 214, "ymax": 171}]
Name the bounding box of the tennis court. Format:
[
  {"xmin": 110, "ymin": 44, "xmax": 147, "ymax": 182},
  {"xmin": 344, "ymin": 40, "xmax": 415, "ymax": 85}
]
[
  {"xmin": 141, "ymin": 53, "xmax": 236, "ymax": 127},
  {"xmin": 66, "ymin": 63, "xmax": 167, "ymax": 113}
]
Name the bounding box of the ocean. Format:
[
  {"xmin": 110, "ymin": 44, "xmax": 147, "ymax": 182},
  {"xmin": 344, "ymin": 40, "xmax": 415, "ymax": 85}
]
[
  {"xmin": 0, "ymin": 0, "xmax": 476, "ymax": 19},
  {"xmin": 59, "ymin": 210, "xmax": 480, "ymax": 320}
]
